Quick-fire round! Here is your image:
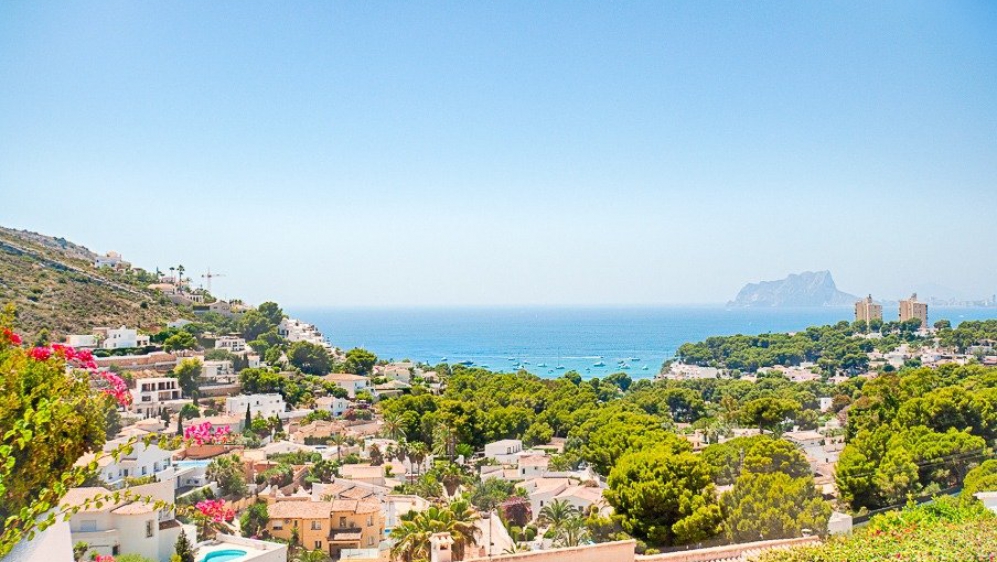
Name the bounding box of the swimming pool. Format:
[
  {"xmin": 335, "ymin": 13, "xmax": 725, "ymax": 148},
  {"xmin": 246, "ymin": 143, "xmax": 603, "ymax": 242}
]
[{"xmin": 200, "ymin": 549, "xmax": 247, "ymax": 562}]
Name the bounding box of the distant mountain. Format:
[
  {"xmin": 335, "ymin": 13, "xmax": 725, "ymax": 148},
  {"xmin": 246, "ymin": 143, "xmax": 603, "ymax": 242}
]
[
  {"xmin": 729, "ymin": 271, "xmax": 858, "ymax": 307},
  {"xmin": 0, "ymin": 226, "xmax": 188, "ymax": 339}
]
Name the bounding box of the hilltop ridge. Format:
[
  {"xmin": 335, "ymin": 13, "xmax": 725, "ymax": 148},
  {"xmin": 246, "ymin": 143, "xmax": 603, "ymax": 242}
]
[
  {"xmin": 0, "ymin": 226, "xmax": 189, "ymax": 339},
  {"xmin": 729, "ymin": 270, "xmax": 857, "ymax": 307}
]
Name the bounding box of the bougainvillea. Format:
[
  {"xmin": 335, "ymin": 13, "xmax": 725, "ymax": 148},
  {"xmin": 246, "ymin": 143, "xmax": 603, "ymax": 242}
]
[
  {"xmin": 184, "ymin": 422, "xmax": 232, "ymax": 446},
  {"xmin": 196, "ymin": 499, "xmax": 235, "ymax": 522},
  {"xmin": 0, "ymin": 307, "xmax": 136, "ymax": 557}
]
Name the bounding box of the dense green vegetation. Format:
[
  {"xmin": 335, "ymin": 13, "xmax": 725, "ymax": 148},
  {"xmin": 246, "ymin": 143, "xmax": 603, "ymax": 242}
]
[
  {"xmin": 758, "ymin": 498, "xmax": 997, "ymax": 562},
  {"xmin": 675, "ymin": 320, "xmax": 930, "ymax": 375},
  {"xmin": 378, "ymin": 365, "xmax": 843, "ymax": 547},
  {"xmin": 836, "ymin": 363, "xmax": 997, "ymax": 510}
]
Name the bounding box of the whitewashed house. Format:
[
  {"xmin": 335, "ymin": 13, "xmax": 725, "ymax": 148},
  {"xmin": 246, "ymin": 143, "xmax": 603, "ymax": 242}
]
[
  {"xmin": 215, "ymin": 335, "xmax": 248, "ymax": 353},
  {"xmin": 66, "ymin": 334, "xmax": 99, "ymax": 348},
  {"xmin": 61, "ymin": 480, "xmax": 193, "ymax": 562},
  {"xmin": 323, "ymin": 373, "xmax": 372, "ymax": 399},
  {"xmin": 226, "ymin": 394, "xmax": 287, "ymax": 419},
  {"xmin": 484, "ymin": 439, "xmax": 523, "ymax": 464},
  {"xmin": 103, "ymin": 326, "xmax": 150, "ymax": 349},
  {"xmin": 315, "ymin": 395, "xmax": 353, "ymax": 417}
]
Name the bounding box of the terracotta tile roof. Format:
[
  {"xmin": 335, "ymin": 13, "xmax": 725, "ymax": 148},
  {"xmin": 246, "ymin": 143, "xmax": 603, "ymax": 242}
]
[
  {"xmin": 268, "ymin": 500, "xmax": 332, "ymax": 519},
  {"xmin": 341, "ymin": 487, "xmax": 375, "ymax": 500}
]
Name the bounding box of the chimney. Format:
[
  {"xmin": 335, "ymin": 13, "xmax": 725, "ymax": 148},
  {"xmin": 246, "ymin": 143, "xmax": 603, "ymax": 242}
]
[{"xmin": 429, "ymin": 532, "xmax": 454, "ymax": 562}]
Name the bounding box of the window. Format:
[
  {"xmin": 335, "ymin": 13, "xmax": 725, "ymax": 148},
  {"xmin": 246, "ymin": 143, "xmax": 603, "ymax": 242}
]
[
  {"xmin": 314, "ymin": 541, "xmax": 322, "ymax": 549},
  {"xmin": 311, "ymin": 521, "xmax": 322, "ymax": 530},
  {"xmin": 367, "ymin": 516, "xmax": 373, "ymax": 527},
  {"xmin": 339, "ymin": 517, "xmax": 347, "ymax": 528},
  {"xmin": 80, "ymin": 519, "xmax": 97, "ymax": 532},
  {"xmin": 146, "ymin": 520, "xmax": 154, "ymax": 538},
  {"xmin": 273, "ymin": 521, "xmax": 283, "ymax": 530},
  {"xmin": 112, "ymin": 546, "xmax": 120, "ymax": 555}
]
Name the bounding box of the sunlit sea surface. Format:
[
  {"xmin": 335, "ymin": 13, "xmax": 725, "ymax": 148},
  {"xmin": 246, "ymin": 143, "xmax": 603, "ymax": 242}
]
[{"xmin": 288, "ymin": 306, "xmax": 997, "ymax": 379}]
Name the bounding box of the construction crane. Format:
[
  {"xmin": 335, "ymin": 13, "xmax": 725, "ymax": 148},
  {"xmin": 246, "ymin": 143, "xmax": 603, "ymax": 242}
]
[{"xmin": 201, "ymin": 268, "xmax": 225, "ymax": 294}]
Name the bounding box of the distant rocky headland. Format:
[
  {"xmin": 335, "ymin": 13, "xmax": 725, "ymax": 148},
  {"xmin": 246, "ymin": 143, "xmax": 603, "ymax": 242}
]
[{"xmin": 729, "ymin": 270, "xmax": 857, "ymax": 307}]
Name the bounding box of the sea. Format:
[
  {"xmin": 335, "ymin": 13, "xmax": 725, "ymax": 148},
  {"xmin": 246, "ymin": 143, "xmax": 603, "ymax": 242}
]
[{"xmin": 287, "ymin": 306, "xmax": 997, "ymax": 379}]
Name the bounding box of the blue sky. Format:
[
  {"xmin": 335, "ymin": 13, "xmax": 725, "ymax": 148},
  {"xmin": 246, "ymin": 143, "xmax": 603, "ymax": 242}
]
[{"xmin": 1, "ymin": 2, "xmax": 995, "ymax": 306}]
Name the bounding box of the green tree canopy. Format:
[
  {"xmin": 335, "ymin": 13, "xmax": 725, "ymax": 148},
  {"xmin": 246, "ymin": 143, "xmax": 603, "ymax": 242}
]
[{"xmin": 605, "ymin": 447, "xmax": 722, "ymax": 546}]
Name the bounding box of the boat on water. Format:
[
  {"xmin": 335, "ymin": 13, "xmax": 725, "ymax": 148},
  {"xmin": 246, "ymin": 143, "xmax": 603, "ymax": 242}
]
[
  {"xmin": 459, "ymin": 360, "xmax": 474, "ymax": 366},
  {"xmin": 480, "ymin": 364, "xmax": 490, "ymax": 369},
  {"xmin": 620, "ymin": 363, "xmax": 631, "ymax": 370},
  {"xmin": 548, "ymin": 369, "xmax": 554, "ymax": 374},
  {"xmin": 537, "ymin": 362, "xmax": 548, "ymax": 368},
  {"xmin": 642, "ymin": 366, "xmax": 649, "ymax": 371},
  {"xmin": 441, "ymin": 357, "xmax": 448, "ymax": 361},
  {"xmin": 632, "ymin": 357, "xmax": 641, "ymax": 362},
  {"xmin": 556, "ymin": 365, "xmax": 565, "ymax": 370},
  {"xmin": 593, "ymin": 361, "xmax": 606, "ymax": 367}
]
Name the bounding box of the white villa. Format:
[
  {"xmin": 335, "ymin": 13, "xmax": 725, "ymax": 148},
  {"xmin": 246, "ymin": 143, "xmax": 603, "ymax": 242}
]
[
  {"xmin": 130, "ymin": 377, "xmax": 190, "ymax": 418},
  {"xmin": 323, "ymin": 373, "xmax": 372, "ymax": 399},
  {"xmin": 226, "ymin": 393, "xmax": 287, "ymax": 419},
  {"xmin": 103, "ymin": 326, "xmax": 150, "ymax": 350}
]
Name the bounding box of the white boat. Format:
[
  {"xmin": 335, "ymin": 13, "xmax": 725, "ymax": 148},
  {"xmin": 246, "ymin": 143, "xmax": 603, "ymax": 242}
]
[
  {"xmin": 642, "ymin": 366, "xmax": 649, "ymax": 371},
  {"xmin": 538, "ymin": 362, "xmax": 548, "ymax": 368},
  {"xmin": 620, "ymin": 363, "xmax": 631, "ymax": 370},
  {"xmin": 594, "ymin": 361, "xmax": 606, "ymax": 367}
]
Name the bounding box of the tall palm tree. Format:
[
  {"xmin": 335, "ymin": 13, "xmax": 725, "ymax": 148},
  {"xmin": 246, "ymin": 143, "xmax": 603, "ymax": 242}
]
[
  {"xmin": 177, "ymin": 264, "xmax": 185, "ymax": 287},
  {"xmin": 432, "ymin": 420, "xmax": 458, "ymax": 462},
  {"xmin": 538, "ymin": 499, "xmax": 578, "ymax": 533},
  {"xmin": 408, "ymin": 442, "xmax": 429, "ymax": 477},
  {"xmin": 330, "ymin": 433, "xmax": 347, "ymax": 462}
]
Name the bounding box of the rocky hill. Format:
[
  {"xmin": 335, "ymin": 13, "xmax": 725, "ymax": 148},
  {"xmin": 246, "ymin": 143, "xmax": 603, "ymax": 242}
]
[
  {"xmin": 729, "ymin": 270, "xmax": 857, "ymax": 307},
  {"xmin": 0, "ymin": 226, "xmax": 190, "ymax": 340}
]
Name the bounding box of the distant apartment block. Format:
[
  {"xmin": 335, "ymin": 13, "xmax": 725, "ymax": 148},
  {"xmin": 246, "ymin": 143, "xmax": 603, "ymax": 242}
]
[
  {"xmin": 899, "ymin": 293, "xmax": 929, "ymax": 330},
  {"xmin": 854, "ymin": 294, "xmax": 882, "ymax": 324}
]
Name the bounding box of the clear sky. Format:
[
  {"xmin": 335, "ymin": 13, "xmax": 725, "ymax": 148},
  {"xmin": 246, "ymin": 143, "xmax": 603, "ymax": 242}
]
[{"xmin": 1, "ymin": 2, "xmax": 995, "ymax": 306}]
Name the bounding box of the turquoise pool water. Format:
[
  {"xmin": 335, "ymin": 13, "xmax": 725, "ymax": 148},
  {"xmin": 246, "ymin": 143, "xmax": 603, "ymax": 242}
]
[{"xmin": 200, "ymin": 549, "xmax": 247, "ymax": 562}]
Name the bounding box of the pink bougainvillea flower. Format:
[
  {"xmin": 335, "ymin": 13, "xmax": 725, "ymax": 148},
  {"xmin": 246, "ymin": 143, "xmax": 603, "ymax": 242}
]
[
  {"xmin": 95, "ymin": 555, "xmax": 115, "ymax": 562},
  {"xmin": 97, "ymin": 371, "xmax": 132, "ymax": 406},
  {"xmin": 28, "ymin": 346, "xmax": 52, "ymax": 361},
  {"xmin": 196, "ymin": 499, "xmax": 235, "ymax": 522},
  {"xmin": 2, "ymin": 328, "xmax": 22, "ymax": 346},
  {"xmin": 184, "ymin": 422, "xmax": 232, "ymax": 446}
]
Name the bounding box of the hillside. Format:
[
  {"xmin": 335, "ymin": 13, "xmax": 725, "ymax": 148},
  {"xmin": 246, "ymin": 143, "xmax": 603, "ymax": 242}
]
[
  {"xmin": 0, "ymin": 226, "xmax": 190, "ymax": 339},
  {"xmin": 729, "ymin": 270, "xmax": 857, "ymax": 307}
]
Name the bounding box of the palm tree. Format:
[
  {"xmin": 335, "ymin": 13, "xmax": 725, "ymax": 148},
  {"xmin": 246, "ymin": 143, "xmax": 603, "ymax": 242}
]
[
  {"xmin": 177, "ymin": 264, "xmax": 185, "ymax": 287},
  {"xmin": 538, "ymin": 499, "xmax": 579, "ymax": 533},
  {"xmin": 389, "ymin": 500, "xmax": 480, "ymax": 562},
  {"xmin": 330, "ymin": 433, "xmax": 347, "ymax": 462},
  {"xmin": 169, "ymin": 266, "xmax": 176, "ymax": 283},
  {"xmin": 433, "ymin": 420, "xmax": 458, "ymax": 462},
  {"xmin": 446, "ymin": 497, "xmax": 480, "ymax": 560},
  {"xmin": 408, "ymin": 442, "xmax": 429, "ymax": 477},
  {"xmin": 382, "ymin": 413, "xmax": 405, "ymax": 441},
  {"xmin": 438, "ymin": 462, "xmax": 467, "ymax": 498},
  {"xmin": 553, "ymin": 516, "xmax": 589, "ymax": 547}
]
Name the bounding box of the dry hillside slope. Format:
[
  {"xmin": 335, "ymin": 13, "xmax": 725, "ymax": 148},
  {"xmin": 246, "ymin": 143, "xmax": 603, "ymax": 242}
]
[{"xmin": 0, "ymin": 226, "xmax": 190, "ymax": 339}]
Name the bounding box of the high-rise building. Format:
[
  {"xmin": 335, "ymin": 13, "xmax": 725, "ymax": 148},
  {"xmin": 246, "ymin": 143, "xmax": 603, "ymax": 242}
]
[
  {"xmin": 899, "ymin": 293, "xmax": 929, "ymax": 330},
  {"xmin": 854, "ymin": 294, "xmax": 883, "ymax": 324}
]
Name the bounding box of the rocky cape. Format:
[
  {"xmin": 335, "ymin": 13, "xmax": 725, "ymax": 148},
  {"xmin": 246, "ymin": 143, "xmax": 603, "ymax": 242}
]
[{"xmin": 729, "ymin": 271, "xmax": 858, "ymax": 307}]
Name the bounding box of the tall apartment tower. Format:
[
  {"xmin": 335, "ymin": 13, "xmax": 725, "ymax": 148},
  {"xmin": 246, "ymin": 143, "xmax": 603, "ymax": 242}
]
[
  {"xmin": 855, "ymin": 294, "xmax": 883, "ymax": 324},
  {"xmin": 899, "ymin": 293, "xmax": 929, "ymax": 330}
]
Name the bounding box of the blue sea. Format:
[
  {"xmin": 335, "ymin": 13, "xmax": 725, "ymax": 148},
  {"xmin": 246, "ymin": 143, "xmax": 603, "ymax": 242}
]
[{"xmin": 288, "ymin": 306, "xmax": 997, "ymax": 379}]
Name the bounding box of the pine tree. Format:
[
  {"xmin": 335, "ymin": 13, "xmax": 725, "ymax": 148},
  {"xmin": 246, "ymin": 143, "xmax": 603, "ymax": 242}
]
[
  {"xmin": 245, "ymin": 403, "xmax": 252, "ymax": 430},
  {"xmin": 174, "ymin": 529, "xmax": 195, "ymax": 562}
]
